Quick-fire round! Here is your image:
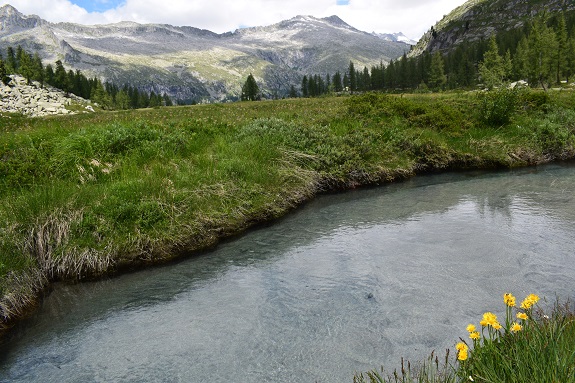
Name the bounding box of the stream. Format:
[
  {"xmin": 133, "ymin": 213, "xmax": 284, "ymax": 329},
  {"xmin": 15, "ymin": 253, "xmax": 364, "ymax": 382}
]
[{"xmin": 1, "ymin": 162, "xmax": 575, "ymax": 382}]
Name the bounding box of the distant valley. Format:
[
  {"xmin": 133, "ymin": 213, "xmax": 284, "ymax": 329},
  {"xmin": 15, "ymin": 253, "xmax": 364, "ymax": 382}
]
[{"xmin": 0, "ymin": 5, "xmax": 411, "ymax": 103}]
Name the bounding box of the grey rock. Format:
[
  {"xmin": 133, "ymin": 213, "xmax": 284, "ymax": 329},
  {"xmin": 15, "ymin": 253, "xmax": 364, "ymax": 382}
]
[{"xmin": 0, "ymin": 5, "xmax": 410, "ymax": 102}]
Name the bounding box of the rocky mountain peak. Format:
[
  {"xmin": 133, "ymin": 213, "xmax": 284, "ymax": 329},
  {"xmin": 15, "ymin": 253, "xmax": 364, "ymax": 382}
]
[
  {"xmin": 321, "ymin": 15, "xmax": 352, "ymax": 28},
  {"xmin": 0, "ymin": 4, "xmax": 44, "ymax": 31},
  {"xmin": 0, "ymin": 5, "xmax": 409, "ymax": 103}
]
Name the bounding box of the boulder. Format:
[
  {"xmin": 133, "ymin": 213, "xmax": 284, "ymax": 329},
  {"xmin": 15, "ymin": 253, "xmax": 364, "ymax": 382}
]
[{"xmin": 0, "ymin": 75, "xmax": 92, "ymax": 117}]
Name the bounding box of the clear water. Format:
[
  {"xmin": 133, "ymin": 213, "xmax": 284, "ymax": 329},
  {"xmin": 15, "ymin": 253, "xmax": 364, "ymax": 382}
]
[{"xmin": 1, "ymin": 163, "xmax": 575, "ymax": 383}]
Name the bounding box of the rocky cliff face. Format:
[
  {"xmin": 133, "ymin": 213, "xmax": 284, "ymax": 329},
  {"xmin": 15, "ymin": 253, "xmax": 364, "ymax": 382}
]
[
  {"xmin": 0, "ymin": 75, "xmax": 92, "ymax": 117},
  {"xmin": 410, "ymin": 0, "xmax": 575, "ymax": 57},
  {"xmin": 0, "ymin": 5, "xmax": 410, "ymax": 103}
]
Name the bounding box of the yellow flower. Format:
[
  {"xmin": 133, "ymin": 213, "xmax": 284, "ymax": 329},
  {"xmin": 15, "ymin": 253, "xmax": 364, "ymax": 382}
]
[
  {"xmin": 510, "ymin": 322, "xmax": 523, "ymax": 333},
  {"xmin": 481, "ymin": 312, "xmax": 498, "ymax": 327},
  {"xmin": 517, "ymin": 312, "xmax": 528, "ymax": 321},
  {"xmin": 456, "ymin": 342, "xmax": 469, "ymax": 351},
  {"xmin": 466, "ymin": 324, "xmax": 476, "ymax": 333},
  {"xmin": 469, "ymin": 331, "xmax": 480, "ymax": 340},
  {"xmin": 458, "ymin": 349, "xmax": 468, "ymax": 361},
  {"xmin": 492, "ymin": 322, "xmax": 502, "ymax": 331},
  {"xmin": 520, "ymin": 294, "xmax": 540, "ymax": 309},
  {"xmin": 503, "ymin": 293, "xmax": 516, "ymax": 307}
]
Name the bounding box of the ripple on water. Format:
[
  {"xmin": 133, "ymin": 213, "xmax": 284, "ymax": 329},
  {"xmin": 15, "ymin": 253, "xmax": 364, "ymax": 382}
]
[{"xmin": 2, "ymin": 163, "xmax": 575, "ymax": 382}]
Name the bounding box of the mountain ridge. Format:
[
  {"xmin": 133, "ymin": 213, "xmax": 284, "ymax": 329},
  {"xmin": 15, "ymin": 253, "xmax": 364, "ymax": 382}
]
[
  {"xmin": 410, "ymin": 0, "xmax": 575, "ymax": 56},
  {"xmin": 0, "ymin": 4, "xmax": 410, "ymax": 102}
]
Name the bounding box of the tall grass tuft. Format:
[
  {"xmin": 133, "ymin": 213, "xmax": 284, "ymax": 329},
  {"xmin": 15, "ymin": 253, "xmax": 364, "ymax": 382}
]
[{"xmin": 354, "ymin": 351, "xmax": 457, "ymax": 383}]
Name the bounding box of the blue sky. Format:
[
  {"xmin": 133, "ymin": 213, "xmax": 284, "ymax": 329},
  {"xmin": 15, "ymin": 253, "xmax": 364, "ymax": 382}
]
[{"xmin": 69, "ymin": 0, "xmax": 125, "ymax": 13}]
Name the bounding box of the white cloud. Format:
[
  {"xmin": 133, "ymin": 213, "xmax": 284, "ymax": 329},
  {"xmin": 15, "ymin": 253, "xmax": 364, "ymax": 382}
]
[{"xmin": 4, "ymin": 0, "xmax": 468, "ymax": 39}]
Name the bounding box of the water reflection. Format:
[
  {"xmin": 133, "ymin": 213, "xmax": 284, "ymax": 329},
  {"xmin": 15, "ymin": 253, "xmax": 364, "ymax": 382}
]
[{"xmin": 1, "ymin": 162, "xmax": 575, "ymax": 383}]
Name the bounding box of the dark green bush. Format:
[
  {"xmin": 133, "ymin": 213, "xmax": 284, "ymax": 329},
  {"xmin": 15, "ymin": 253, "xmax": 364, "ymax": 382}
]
[
  {"xmin": 519, "ymin": 90, "xmax": 550, "ymax": 111},
  {"xmin": 478, "ymin": 88, "xmax": 519, "ymax": 127}
]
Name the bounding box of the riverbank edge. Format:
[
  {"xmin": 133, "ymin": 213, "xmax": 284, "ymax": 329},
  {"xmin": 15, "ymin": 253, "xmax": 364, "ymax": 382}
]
[{"xmin": 1, "ymin": 149, "xmax": 574, "ymax": 339}]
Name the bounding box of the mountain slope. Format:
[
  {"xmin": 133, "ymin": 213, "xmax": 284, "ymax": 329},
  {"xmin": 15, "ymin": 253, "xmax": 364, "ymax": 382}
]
[
  {"xmin": 410, "ymin": 0, "xmax": 575, "ymax": 57},
  {"xmin": 0, "ymin": 5, "xmax": 410, "ymax": 102}
]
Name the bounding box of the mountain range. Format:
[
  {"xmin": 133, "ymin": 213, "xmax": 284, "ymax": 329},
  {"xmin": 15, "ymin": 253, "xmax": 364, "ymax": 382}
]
[{"xmin": 0, "ymin": 4, "xmax": 411, "ymax": 103}]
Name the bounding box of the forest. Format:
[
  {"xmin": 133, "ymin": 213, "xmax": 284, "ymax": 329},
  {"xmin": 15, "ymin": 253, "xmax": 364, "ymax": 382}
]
[
  {"xmin": 0, "ymin": 46, "xmax": 173, "ymax": 110},
  {"xmin": 300, "ymin": 11, "xmax": 575, "ymax": 97}
]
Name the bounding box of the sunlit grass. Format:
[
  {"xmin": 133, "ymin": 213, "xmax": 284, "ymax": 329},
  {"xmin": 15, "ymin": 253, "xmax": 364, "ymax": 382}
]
[{"xmin": 1, "ymin": 90, "xmax": 575, "ymax": 332}]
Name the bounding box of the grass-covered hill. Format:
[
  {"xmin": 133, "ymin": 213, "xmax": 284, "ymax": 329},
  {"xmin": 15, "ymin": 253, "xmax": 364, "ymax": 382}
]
[{"xmin": 1, "ymin": 88, "xmax": 575, "ymax": 333}]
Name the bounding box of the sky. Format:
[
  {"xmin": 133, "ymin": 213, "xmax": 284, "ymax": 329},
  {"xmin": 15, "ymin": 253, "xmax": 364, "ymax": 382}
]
[{"xmin": 4, "ymin": 0, "xmax": 469, "ymax": 40}]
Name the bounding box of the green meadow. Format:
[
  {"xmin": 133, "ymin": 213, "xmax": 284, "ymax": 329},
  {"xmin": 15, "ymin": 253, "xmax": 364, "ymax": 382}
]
[{"xmin": 1, "ymin": 89, "xmax": 575, "ymax": 333}]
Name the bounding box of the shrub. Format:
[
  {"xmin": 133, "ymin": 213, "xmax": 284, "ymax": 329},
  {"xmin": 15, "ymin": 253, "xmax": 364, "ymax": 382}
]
[
  {"xmin": 518, "ymin": 90, "xmax": 550, "ymax": 112},
  {"xmin": 477, "ymin": 88, "xmax": 519, "ymax": 127}
]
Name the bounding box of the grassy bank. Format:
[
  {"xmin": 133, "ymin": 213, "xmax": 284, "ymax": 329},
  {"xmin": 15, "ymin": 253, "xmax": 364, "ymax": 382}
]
[
  {"xmin": 354, "ymin": 295, "xmax": 575, "ymax": 383},
  {"xmin": 1, "ymin": 89, "xmax": 575, "ymax": 332}
]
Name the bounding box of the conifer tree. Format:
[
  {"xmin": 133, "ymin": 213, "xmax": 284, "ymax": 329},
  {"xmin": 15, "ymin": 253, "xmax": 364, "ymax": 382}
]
[
  {"xmin": 478, "ymin": 35, "xmax": 507, "ymax": 89},
  {"xmin": 5, "ymin": 46, "xmax": 17, "ymax": 73},
  {"xmin": 289, "ymin": 84, "xmax": 298, "ymax": 98},
  {"xmin": 0, "ymin": 59, "xmax": 9, "ymax": 85},
  {"xmin": 241, "ymin": 73, "xmax": 259, "ymax": 101},
  {"xmin": 32, "ymin": 53, "xmax": 44, "ymax": 86},
  {"xmin": 428, "ymin": 51, "xmax": 447, "ymax": 91},
  {"xmin": 348, "ymin": 61, "xmax": 356, "ymax": 92},
  {"xmin": 343, "ymin": 72, "xmax": 349, "ymax": 90},
  {"xmin": 163, "ymin": 93, "xmax": 173, "ymax": 106},
  {"xmin": 333, "ymin": 71, "xmax": 343, "ymax": 92},
  {"xmin": 115, "ymin": 89, "xmax": 130, "ymax": 109},
  {"xmin": 17, "ymin": 49, "xmax": 33, "ymax": 84},
  {"xmin": 567, "ymin": 38, "xmax": 575, "ymax": 83},
  {"xmin": 301, "ymin": 75, "xmax": 309, "ymax": 97},
  {"xmin": 54, "ymin": 60, "xmax": 68, "ymax": 91},
  {"xmin": 556, "ymin": 14, "xmax": 569, "ymax": 84},
  {"xmin": 44, "ymin": 64, "xmax": 54, "ymax": 86},
  {"xmin": 527, "ymin": 15, "xmax": 559, "ymax": 90}
]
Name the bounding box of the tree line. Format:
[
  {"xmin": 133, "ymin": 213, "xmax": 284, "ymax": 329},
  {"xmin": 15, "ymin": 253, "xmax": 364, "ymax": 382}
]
[
  {"xmin": 297, "ymin": 11, "xmax": 575, "ymax": 97},
  {"xmin": 0, "ymin": 46, "xmax": 173, "ymax": 109}
]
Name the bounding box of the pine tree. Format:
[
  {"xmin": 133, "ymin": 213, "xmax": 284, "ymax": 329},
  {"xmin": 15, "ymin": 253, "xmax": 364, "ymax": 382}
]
[
  {"xmin": 5, "ymin": 46, "xmax": 17, "ymax": 73},
  {"xmin": 527, "ymin": 15, "xmax": 559, "ymax": 90},
  {"xmin": 556, "ymin": 14, "xmax": 569, "ymax": 84},
  {"xmin": 241, "ymin": 73, "xmax": 259, "ymax": 101},
  {"xmin": 348, "ymin": 61, "xmax": 356, "ymax": 92},
  {"xmin": 478, "ymin": 35, "xmax": 507, "ymax": 89},
  {"xmin": 54, "ymin": 60, "xmax": 68, "ymax": 91},
  {"xmin": 32, "ymin": 53, "xmax": 44, "ymax": 86},
  {"xmin": 115, "ymin": 90, "xmax": 130, "ymax": 109},
  {"xmin": 90, "ymin": 78, "xmax": 112, "ymax": 109},
  {"xmin": 428, "ymin": 51, "xmax": 447, "ymax": 91},
  {"xmin": 301, "ymin": 75, "xmax": 309, "ymax": 97},
  {"xmin": 44, "ymin": 64, "xmax": 55, "ymax": 86},
  {"xmin": 289, "ymin": 84, "xmax": 298, "ymax": 98},
  {"xmin": 0, "ymin": 59, "xmax": 9, "ymax": 85},
  {"xmin": 163, "ymin": 93, "xmax": 173, "ymax": 106},
  {"xmin": 567, "ymin": 38, "xmax": 575, "ymax": 84},
  {"xmin": 362, "ymin": 66, "xmax": 370, "ymax": 91},
  {"xmin": 513, "ymin": 37, "xmax": 529, "ymax": 80},
  {"xmin": 332, "ymin": 71, "xmax": 343, "ymax": 92},
  {"xmin": 17, "ymin": 48, "xmax": 33, "ymax": 84},
  {"xmin": 343, "ymin": 72, "xmax": 350, "ymax": 90},
  {"xmin": 385, "ymin": 60, "xmax": 397, "ymax": 89}
]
